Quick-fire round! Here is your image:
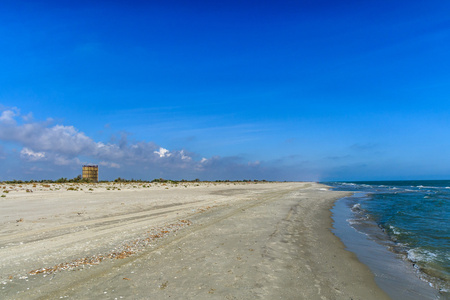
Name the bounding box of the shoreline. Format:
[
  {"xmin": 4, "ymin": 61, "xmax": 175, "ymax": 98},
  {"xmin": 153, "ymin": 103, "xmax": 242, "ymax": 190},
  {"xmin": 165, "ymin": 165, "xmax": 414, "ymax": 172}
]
[
  {"xmin": 1, "ymin": 182, "xmax": 389, "ymax": 299},
  {"xmin": 331, "ymin": 194, "xmax": 443, "ymax": 300}
]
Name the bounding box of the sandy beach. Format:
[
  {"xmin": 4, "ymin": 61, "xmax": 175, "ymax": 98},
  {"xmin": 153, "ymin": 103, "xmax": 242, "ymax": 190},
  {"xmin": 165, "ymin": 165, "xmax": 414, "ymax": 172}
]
[{"xmin": 0, "ymin": 181, "xmax": 390, "ymax": 299}]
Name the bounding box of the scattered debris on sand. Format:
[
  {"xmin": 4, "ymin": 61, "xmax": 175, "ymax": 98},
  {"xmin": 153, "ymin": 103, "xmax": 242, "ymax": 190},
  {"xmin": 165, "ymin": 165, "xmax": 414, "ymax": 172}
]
[{"xmin": 29, "ymin": 219, "xmax": 192, "ymax": 276}]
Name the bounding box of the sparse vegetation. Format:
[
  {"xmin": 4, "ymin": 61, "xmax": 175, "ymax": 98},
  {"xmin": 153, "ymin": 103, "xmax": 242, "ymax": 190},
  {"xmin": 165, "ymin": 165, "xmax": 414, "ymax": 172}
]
[{"xmin": 0, "ymin": 177, "xmax": 270, "ymax": 186}]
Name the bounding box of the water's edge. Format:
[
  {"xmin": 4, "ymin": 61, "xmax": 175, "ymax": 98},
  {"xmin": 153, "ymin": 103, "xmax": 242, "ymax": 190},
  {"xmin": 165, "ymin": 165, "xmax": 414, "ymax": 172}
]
[{"xmin": 331, "ymin": 195, "xmax": 443, "ymax": 300}]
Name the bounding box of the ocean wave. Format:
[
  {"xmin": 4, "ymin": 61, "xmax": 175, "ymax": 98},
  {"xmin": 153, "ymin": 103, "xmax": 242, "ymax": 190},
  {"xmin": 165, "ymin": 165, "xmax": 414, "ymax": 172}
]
[
  {"xmin": 416, "ymin": 185, "xmax": 441, "ymax": 190},
  {"xmin": 345, "ymin": 218, "xmax": 373, "ymax": 237},
  {"xmin": 407, "ymin": 248, "xmax": 438, "ymax": 263},
  {"xmin": 388, "ymin": 225, "xmax": 402, "ymax": 235},
  {"xmin": 347, "ymin": 218, "xmax": 359, "ymax": 225},
  {"xmin": 351, "ymin": 203, "xmax": 362, "ymax": 211},
  {"xmin": 332, "ymin": 181, "xmax": 450, "ymax": 294}
]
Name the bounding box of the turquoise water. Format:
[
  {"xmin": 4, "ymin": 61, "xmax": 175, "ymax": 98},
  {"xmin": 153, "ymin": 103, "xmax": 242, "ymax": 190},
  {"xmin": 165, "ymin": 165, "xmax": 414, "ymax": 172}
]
[{"xmin": 328, "ymin": 180, "xmax": 450, "ymax": 293}]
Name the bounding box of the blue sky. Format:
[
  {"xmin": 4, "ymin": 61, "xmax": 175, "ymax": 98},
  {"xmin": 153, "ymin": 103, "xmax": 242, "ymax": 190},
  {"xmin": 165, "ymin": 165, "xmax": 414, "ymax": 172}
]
[{"xmin": 1, "ymin": 1, "xmax": 450, "ymax": 181}]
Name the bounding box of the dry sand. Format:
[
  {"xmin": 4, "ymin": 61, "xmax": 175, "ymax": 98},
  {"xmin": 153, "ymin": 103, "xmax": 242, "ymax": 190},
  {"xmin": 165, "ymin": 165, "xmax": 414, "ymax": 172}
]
[{"xmin": 0, "ymin": 181, "xmax": 390, "ymax": 299}]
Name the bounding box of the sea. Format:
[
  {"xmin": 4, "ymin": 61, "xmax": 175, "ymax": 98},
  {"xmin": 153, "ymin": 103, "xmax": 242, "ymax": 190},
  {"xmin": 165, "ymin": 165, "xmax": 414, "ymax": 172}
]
[{"xmin": 327, "ymin": 180, "xmax": 449, "ymax": 299}]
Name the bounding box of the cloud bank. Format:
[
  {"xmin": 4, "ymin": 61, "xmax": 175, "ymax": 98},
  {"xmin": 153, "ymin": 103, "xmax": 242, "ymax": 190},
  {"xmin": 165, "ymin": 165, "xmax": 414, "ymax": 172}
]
[{"xmin": 0, "ymin": 108, "xmax": 274, "ymax": 180}]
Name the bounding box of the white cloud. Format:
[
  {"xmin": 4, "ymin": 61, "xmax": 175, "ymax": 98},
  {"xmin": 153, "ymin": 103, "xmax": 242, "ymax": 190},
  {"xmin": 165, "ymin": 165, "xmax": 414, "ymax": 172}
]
[
  {"xmin": 0, "ymin": 120, "xmax": 97, "ymax": 157},
  {"xmin": 0, "ymin": 107, "xmax": 276, "ymax": 180},
  {"xmin": 179, "ymin": 150, "xmax": 191, "ymax": 161},
  {"xmin": 154, "ymin": 147, "xmax": 171, "ymax": 158},
  {"xmin": 0, "ymin": 108, "xmax": 204, "ymax": 172},
  {"xmin": 20, "ymin": 147, "xmax": 46, "ymax": 161},
  {"xmin": 0, "ymin": 109, "xmax": 19, "ymax": 125},
  {"xmin": 99, "ymin": 161, "xmax": 121, "ymax": 168},
  {"xmin": 54, "ymin": 155, "xmax": 82, "ymax": 166}
]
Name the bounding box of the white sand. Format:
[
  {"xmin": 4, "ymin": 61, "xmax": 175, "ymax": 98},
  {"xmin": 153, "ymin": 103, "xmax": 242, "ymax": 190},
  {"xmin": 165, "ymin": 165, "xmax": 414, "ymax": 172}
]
[{"xmin": 0, "ymin": 182, "xmax": 389, "ymax": 299}]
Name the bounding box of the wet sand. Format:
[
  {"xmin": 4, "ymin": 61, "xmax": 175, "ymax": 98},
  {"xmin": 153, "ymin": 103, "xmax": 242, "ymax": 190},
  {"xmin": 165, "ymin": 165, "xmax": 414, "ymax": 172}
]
[{"xmin": 0, "ymin": 182, "xmax": 390, "ymax": 299}]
